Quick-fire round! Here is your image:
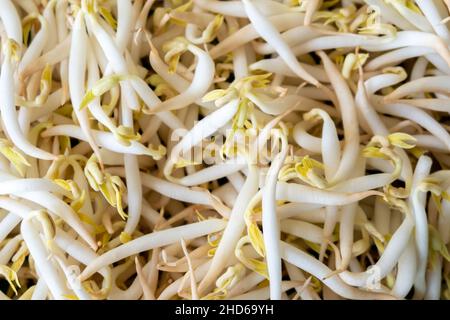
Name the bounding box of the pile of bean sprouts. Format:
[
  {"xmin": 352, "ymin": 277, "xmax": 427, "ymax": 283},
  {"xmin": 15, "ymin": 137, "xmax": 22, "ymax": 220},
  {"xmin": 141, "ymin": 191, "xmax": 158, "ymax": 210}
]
[{"xmin": 0, "ymin": 0, "xmax": 450, "ymax": 300}]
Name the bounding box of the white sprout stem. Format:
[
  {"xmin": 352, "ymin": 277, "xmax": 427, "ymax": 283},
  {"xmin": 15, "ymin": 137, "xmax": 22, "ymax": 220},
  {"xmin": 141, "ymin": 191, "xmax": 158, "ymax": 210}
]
[
  {"xmin": 69, "ymin": 11, "xmax": 102, "ymax": 161},
  {"xmin": 108, "ymin": 269, "xmax": 143, "ymax": 300},
  {"xmin": 116, "ymin": 0, "xmax": 133, "ymax": 53},
  {"xmin": 0, "ymin": 235, "xmax": 22, "ymax": 265},
  {"xmin": 0, "ymin": 174, "xmax": 95, "ymax": 249},
  {"xmin": 280, "ymin": 241, "xmax": 395, "ymax": 299},
  {"xmin": 121, "ymin": 97, "xmax": 142, "ymax": 236},
  {"xmin": 126, "ymin": 74, "xmax": 186, "ymax": 129},
  {"xmin": 330, "ymin": 173, "xmax": 401, "ymax": 194},
  {"xmin": 63, "ymin": 157, "xmax": 94, "ymax": 218},
  {"xmin": 84, "ymin": 9, "xmax": 140, "ymax": 113},
  {"xmin": 158, "ymin": 258, "xmax": 227, "ymax": 299},
  {"xmin": 280, "ymin": 219, "xmax": 325, "ymax": 244},
  {"xmin": 356, "ymin": 75, "xmax": 389, "ymax": 136},
  {"xmin": 148, "ymin": 49, "xmax": 214, "ymax": 110},
  {"xmin": 56, "ymin": 0, "xmax": 69, "ymax": 100},
  {"xmin": 317, "ymin": 51, "xmax": 359, "ymax": 184},
  {"xmin": 410, "ymin": 58, "xmax": 430, "ymax": 93},
  {"xmin": 0, "ymin": 177, "xmax": 70, "ymax": 197},
  {"xmin": 242, "ymin": 0, "xmax": 319, "ymax": 86},
  {"xmin": 0, "ymin": 196, "xmax": 38, "ymax": 220},
  {"xmin": 41, "ymin": 125, "xmax": 156, "ymax": 157},
  {"xmin": 107, "ymin": 167, "xmax": 222, "ymax": 209},
  {"xmin": 150, "ymin": 45, "xmax": 215, "ymax": 113},
  {"xmin": 15, "ymin": 191, "xmax": 97, "ymax": 250},
  {"xmin": 85, "ymin": 40, "xmax": 119, "ymax": 132},
  {"xmin": 248, "ymin": 92, "xmax": 337, "ymax": 116},
  {"xmin": 131, "ymin": 0, "xmax": 155, "ymax": 61},
  {"xmin": 185, "ymin": 9, "xmax": 219, "ymax": 45},
  {"xmin": 293, "ymin": 122, "xmax": 323, "ymax": 153},
  {"xmin": 341, "ymin": 211, "xmax": 414, "ymax": 287},
  {"xmin": 375, "ymin": 102, "xmax": 450, "ymax": 151},
  {"xmin": 250, "ymin": 59, "xmax": 330, "ymax": 82},
  {"xmin": 388, "ymin": 2, "xmax": 433, "ymax": 32},
  {"xmin": 107, "ymin": 4, "xmax": 144, "ymax": 238},
  {"xmin": 13, "ymin": 0, "xmax": 38, "ymax": 14},
  {"xmin": 365, "ymin": 47, "xmax": 434, "ymax": 71},
  {"xmin": 210, "ymin": 12, "xmax": 305, "ymax": 59},
  {"xmin": 440, "ymin": 187, "xmax": 450, "ymax": 244},
  {"xmin": 363, "ymin": 32, "xmax": 450, "ymax": 66},
  {"xmin": 193, "ymin": 0, "xmax": 291, "ymax": 18},
  {"xmin": 339, "ymin": 159, "xmax": 431, "ymax": 289},
  {"xmin": 20, "ymin": 35, "xmax": 71, "ymax": 81},
  {"xmin": 373, "ymin": 197, "xmax": 391, "ymax": 236},
  {"xmin": 53, "ymin": 255, "xmax": 92, "ymax": 300},
  {"xmin": 340, "ymin": 203, "xmax": 358, "ymax": 269},
  {"xmin": 358, "ymin": 75, "xmax": 414, "ymax": 188},
  {"xmin": 410, "ymin": 155, "xmax": 433, "ymax": 299},
  {"xmin": 164, "ymin": 98, "xmax": 240, "ymax": 181},
  {"xmin": 364, "ymin": 0, "xmax": 416, "ymax": 30},
  {"xmin": 262, "ymin": 132, "xmax": 288, "ymax": 300},
  {"xmin": 414, "ymin": 135, "xmax": 450, "ymax": 152},
  {"xmin": 385, "ymin": 76, "xmax": 450, "ymax": 100},
  {"xmin": 255, "ymin": 31, "xmax": 450, "ymax": 74},
  {"xmin": 21, "ymin": 217, "xmax": 70, "ymax": 300},
  {"xmin": 177, "ymin": 160, "xmax": 245, "ymax": 187},
  {"xmin": 0, "ymin": 0, "xmax": 23, "ymax": 43},
  {"xmin": 252, "ymin": 26, "xmax": 327, "ymax": 56},
  {"xmin": 424, "ymin": 256, "xmax": 443, "ymax": 300},
  {"xmin": 304, "ymin": 0, "xmax": 322, "ymax": 26},
  {"xmin": 416, "ymin": 0, "xmax": 450, "ymax": 42},
  {"xmin": 391, "ymin": 236, "xmax": 417, "ymax": 298},
  {"xmin": 229, "ymin": 281, "xmax": 301, "ymax": 300},
  {"xmin": 0, "ymin": 48, "xmax": 56, "ymax": 160},
  {"xmin": 339, "ymin": 157, "xmax": 366, "ymax": 269},
  {"xmin": 276, "ymin": 182, "xmax": 382, "ymax": 205},
  {"xmin": 312, "ymin": 109, "xmax": 341, "ymax": 180},
  {"xmin": 365, "ymin": 71, "xmax": 407, "ymax": 95},
  {"xmin": 425, "ymin": 53, "xmax": 450, "ymax": 75},
  {"xmin": 56, "ymin": 1, "xmax": 68, "ymax": 41},
  {"xmin": 318, "ymin": 205, "xmax": 340, "ymax": 261},
  {"xmin": 232, "ymin": 43, "xmax": 249, "ymax": 79},
  {"xmin": 42, "ymin": 0, "xmax": 57, "ymax": 53},
  {"xmin": 31, "ymin": 278, "xmax": 49, "ymax": 300},
  {"xmin": 284, "ymin": 262, "xmax": 320, "ymax": 300},
  {"xmin": 18, "ymin": 15, "xmax": 49, "ymax": 75},
  {"xmin": 28, "ymin": 89, "xmax": 67, "ymax": 122},
  {"xmin": 0, "ymin": 212, "xmax": 21, "ymax": 243},
  {"xmin": 55, "ymin": 228, "xmax": 111, "ymax": 280},
  {"xmin": 79, "ymin": 218, "xmax": 227, "ymax": 280},
  {"xmin": 198, "ymin": 165, "xmax": 259, "ymax": 294},
  {"xmin": 1, "ymin": 0, "xmax": 450, "ymax": 302},
  {"xmin": 227, "ymin": 272, "xmax": 266, "ymax": 298}
]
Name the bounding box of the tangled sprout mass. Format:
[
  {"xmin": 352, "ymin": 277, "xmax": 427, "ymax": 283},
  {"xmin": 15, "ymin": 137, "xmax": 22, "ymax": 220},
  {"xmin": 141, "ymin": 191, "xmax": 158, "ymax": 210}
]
[{"xmin": 0, "ymin": 0, "xmax": 449, "ymax": 300}]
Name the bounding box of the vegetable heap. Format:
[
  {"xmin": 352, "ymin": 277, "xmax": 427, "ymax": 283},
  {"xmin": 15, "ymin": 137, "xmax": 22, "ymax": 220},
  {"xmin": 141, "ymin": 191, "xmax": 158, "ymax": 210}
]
[{"xmin": 0, "ymin": 0, "xmax": 449, "ymax": 300}]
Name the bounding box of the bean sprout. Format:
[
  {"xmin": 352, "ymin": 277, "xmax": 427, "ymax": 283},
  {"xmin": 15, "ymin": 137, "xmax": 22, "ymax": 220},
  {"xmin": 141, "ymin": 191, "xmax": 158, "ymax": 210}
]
[{"xmin": 0, "ymin": 0, "xmax": 449, "ymax": 301}]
